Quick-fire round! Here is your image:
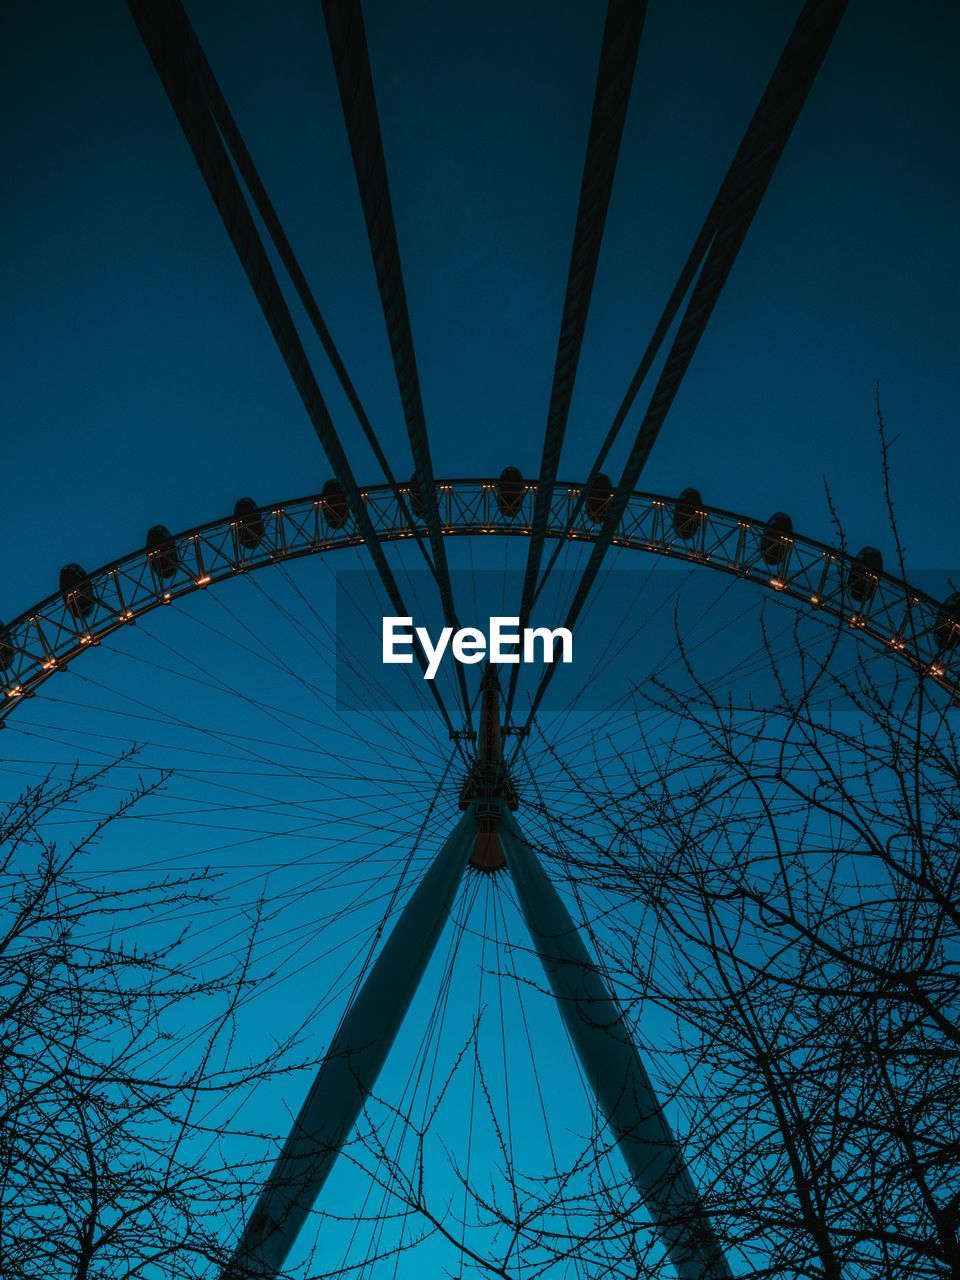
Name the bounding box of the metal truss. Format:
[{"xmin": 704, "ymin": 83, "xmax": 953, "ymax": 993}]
[{"xmin": 1, "ymin": 480, "xmax": 957, "ymax": 717}]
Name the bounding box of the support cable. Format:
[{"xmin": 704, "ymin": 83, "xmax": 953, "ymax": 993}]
[
  {"xmin": 182, "ymin": 13, "xmax": 440, "ymax": 581},
  {"xmin": 517, "ymin": 0, "xmax": 848, "ymax": 732},
  {"xmin": 506, "ymin": 0, "xmax": 646, "ymax": 723},
  {"xmin": 530, "ymin": 0, "xmax": 848, "ymax": 616},
  {"xmin": 126, "ymin": 0, "xmax": 460, "ymax": 739},
  {"xmin": 221, "ymin": 810, "xmax": 477, "ymax": 1280},
  {"xmin": 321, "ymin": 0, "xmax": 472, "ymax": 730}
]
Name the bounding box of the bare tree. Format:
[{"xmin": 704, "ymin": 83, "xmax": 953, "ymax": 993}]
[
  {"xmin": 0, "ymin": 757, "xmax": 295, "ymax": 1280},
  {"xmin": 526, "ymin": 605, "xmax": 960, "ymax": 1278}
]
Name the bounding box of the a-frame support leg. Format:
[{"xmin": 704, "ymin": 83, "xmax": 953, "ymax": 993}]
[
  {"xmin": 223, "ymin": 810, "xmax": 476, "ymax": 1279},
  {"xmin": 499, "ymin": 811, "xmax": 732, "ymax": 1280}
]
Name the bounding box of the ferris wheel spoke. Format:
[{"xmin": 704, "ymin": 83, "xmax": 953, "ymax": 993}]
[
  {"xmin": 240, "ymin": 569, "xmax": 450, "ymax": 762},
  {"xmin": 38, "ymin": 620, "xmax": 444, "ymax": 800},
  {"xmin": 147, "ymin": 568, "xmax": 451, "ymax": 774}
]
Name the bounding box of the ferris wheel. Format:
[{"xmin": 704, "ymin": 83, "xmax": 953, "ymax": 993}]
[{"xmin": 3, "ymin": 2, "xmax": 957, "ymax": 1279}]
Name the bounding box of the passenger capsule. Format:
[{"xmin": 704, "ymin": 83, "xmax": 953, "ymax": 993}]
[
  {"xmin": 0, "ymin": 622, "xmax": 11, "ymax": 672},
  {"xmin": 322, "ymin": 480, "xmax": 349, "ymax": 529},
  {"xmin": 934, "ymin": 592, "xmax": 960, "ymax": 652},
  {"xmin": 234, "ymin": 497, "xmax": 265, "ymax": 550},
  {"xmin": 585, "ymin": 474, "xmax": 614, "ymax": 524},
  {"xmin": 760, "ymin": 512, "xmax": 793, "ymax": 567},
  {"xmin": 848, "ymin": 546, "xmax": 883, "ymax": 604},
  {"xmin": 496, "ymin": 466, "xmax": 525, "ymax": 518},
  {"xmin": 146, "ymin": 524, "xmax": 180, "ymax": 580},
  {"xmin": 406, "ymin": 476, "xmax": 426, "ymax": 521},
  {"xmin": 60, "ymin": 564, "xmax": 96, "ymax": 620},
  {"xmin": 673, "ymin": 488, "xmax": 705, "ymax": 540}
]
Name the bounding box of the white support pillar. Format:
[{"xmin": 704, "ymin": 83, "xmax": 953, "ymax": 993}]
[
  {"xmin": 223, "ymin": 810, "xmax": 476, "ymax": 1279},
  {"xmin": 500, "ymin": 811, "xmax": 732, "ymax": 1280}
]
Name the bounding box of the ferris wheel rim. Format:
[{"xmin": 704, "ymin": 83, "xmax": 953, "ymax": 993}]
[{"xmin": 1, "ymin": 476, "xmax": 957, "ymax": 718}]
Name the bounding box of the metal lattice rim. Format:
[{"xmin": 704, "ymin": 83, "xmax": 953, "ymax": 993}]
[{"xmin": 2, "ymin": 479, "xmax": 957, "ymax": 718}]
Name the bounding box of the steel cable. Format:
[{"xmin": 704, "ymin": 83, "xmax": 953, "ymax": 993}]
[
  {"xmin": 519, "ymin": 0, "xmax": 849, "ymax": 731},
  {"xmin": 321, "ymin": 0, "xmax": 473, "ymax": 730},
  {"xmin": 506, "ymin": 0, "xmax": 647, "ymax": 723},
  {"xmin": 126, "ymin": 0, "xmax": 460, "ymax": 739}
]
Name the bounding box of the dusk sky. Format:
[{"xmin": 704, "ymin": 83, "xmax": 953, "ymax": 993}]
[
  {"xmin": 2, "ymin": 4, "xmax": 958, "ymax": 1276},
  {"xmin": 2, "ymin": 0, "xmax": 958, "ymax": 614}
]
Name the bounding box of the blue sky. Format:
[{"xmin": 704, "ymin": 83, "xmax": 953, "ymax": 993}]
[
  {"xmin": 2, "ymin": 0, "xmax": 958, "ymax": 615},
  {"xmin": 2, "ymin": 2, "xmax": 959, "ymax": 1274}
]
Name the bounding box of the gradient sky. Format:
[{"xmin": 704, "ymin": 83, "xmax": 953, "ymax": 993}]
[
  {"xmin": 2, "ymin": 5, "xmax": 959, "ymax": 1272},
  {"xmin": 2, "ymin": 0, "xmax": 959, "ymax": 619}
]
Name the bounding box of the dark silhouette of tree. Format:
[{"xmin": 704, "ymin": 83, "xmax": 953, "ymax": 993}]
[
  {"xmin": 526, "ymin": 607, "xmax": 960, "ymax": 1279},
  {"xmin": 0, "ymin": 758, "xmax": 296, "ymax": 1279}
]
